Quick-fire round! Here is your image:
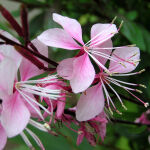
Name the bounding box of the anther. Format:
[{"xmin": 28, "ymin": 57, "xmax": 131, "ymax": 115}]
[
  {"xmin": 44, "ymin": 123, "xmax": 51, "ymax": 130},
  {"xmin": 119, "ymin": 62, "xmax": 126, "ymax": 68},
  {"xmin": 118, "ymin": 20, "xmax": 124, "ymax": 30},
  {"xmin": 122, "ymin": 104, "xmax": 127, "ymax": 110},
  {"xmin": 139, "ymin": 84, "xmax": 147, "ymax": 88},
  {"xmin": 144, "ymin": 103, "xmax": 149, "ymax": 108},
  {"xmin": 109, "ymin": 107, "xmax": 113, "ymax": 115},
  {"xmin": 139, "ymin": 69, "xmax": 145, "ymax": 74},
  {"xmin": 127, "ymin": 44, "xmax": 136, "ymax": 47},
  {"xmin": 111, "ymin": 16, "xmax": 117, "ymax": 24},
  {"xmin": 116, "ymin": 110, "xmax": 122, "ymax": 115},
  {"xmin": 135, "ymin": 89, "xmax": 143, "ymax": 94},
  {"xmin": 78, "ymin": 131, "xmax": 83, "ymax": 135}
]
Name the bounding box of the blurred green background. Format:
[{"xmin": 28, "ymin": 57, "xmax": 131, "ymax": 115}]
[{"xmin": 0, "ymin": 0, "xmax": 150, "ymax": 150}]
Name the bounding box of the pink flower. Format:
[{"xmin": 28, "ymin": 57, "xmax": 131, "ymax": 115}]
[
  {"xmin": 76, "ymin": 45, "xmax": 147, "ymax": 121},
  {"xmin": 0, "ymin": 30, "xmax": 60, "ymax": 141},
  {"xmin": 38, "ymin": 13, "xmax": 119, "ymax": 93}
]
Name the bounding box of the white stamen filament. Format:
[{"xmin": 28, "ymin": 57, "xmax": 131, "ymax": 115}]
[
  {"xmin": 18, "ymin": 84, "xmax": 61, "ymax": 100},
  {"xmin": 106, "ymin": 76, "xmax": 138, "ymax": 86},
  {"xmin": 104, "ymin": 79, "xmax": 126, "ymax": 110},
  {"xmin": 100, "ymin": 78, "xmax": 117, "ymax": 113},
  {"xmin": 84, "ymin": 24, "xmax": 114, "ymax": 47},
  {"xmin": 106, "ymin": 77, "xmax": 137, "ymax": 92},
  {"xmin": 29, "ymin": 119, "xmax": 49, "ymax": 132},
  {"xmin": 25, "ymin": 128, "xmax": 45, "ymax": 150},
  {"xmin": 20, "ymin": 132, "xmax": 34, "ymax": 150},
  {"xmin": 86, "ymin": 50, "xmax": 111, "ymax": 74},
  {"xmin": 18, "ymin": 89, "xmax": 51, "ymax": 119}
]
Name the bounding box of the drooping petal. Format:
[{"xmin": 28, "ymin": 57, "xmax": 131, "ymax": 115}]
[
  {"xmin": 90, "ymin": 23, "xmax": 117, "ymax": 46},
  {"xmin": 1, "ymin": 92, "xmax": 30, "ymax": 137},
  {"xmin": 53, "ymin": 13, "xmax": 84, "ymax": 45},
  {"xmin": 70, "ymin": 53, "xmax": 95, "ymax": 93},
  {"xmin": 57, "ymin": 58, "xmax": 75, "ymax": 80},
  {"xmin": 19, "ymin": 39, "xmax": 48, "ymax": 81},
  {"xmin": 109, "ymin": 47, "xmax": 140, "ymax": 73},
  {"xmin": 0, "ymin": 30, "xmax": 22, "ymax": 68},
  {"xmin": 0, "ymin": 57, "xmax": 18, "ymax": 98},
  {"xmin": 0, "ymin": 123, "xmax": 7, "ymax": 150},
  {"xmin": 76, "ymin": 83, "xmax": 105, "ymax": 121},
  {"xmin": 38, "ymin": 28, "xmax": 81, "ymax": 50}
]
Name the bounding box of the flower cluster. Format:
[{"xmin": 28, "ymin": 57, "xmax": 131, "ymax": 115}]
[{"xmin": 0, "ymin": 6, "xmax": 148, "ymax": 150}]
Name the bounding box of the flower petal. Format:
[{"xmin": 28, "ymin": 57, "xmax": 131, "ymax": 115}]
[
  {"xmin": 0, "ymin": 57, "xmax": 18, "ymax": 98},
  {"xmin": 38, "ymin": 28, "xmax": 81, "ymax": 50},
  {"xmin": 19, "ymin": 39, "xmax": 48, "ymax": 81},
  {"xmin": 90, "ymin": 23, "xmax": 117, "ymax": 46},
  {"xmin": 109, "ymin": 47, "xmax": 140, "ymax": 73},
  {"xmin": 0, "ymin": 123, "xmax": 7, "ymax": 150},
  {"xmin": 57, "ymin": 58, "xmax": 75, "ymax": 80},
  {"xmin": 53, "ymin": 13, "xmax": 84, "ymax": 45},
  {"xmin": 76, "ymin": 83, "xmax": 104, "ymax": 121},
  {"xmin": 0, "ymin": 30, "xmax": 22, "ymax": 68},
  {"xmin": 1, "ymin": 92, "xmax": 30, "ymax": 137},
  {"xmin": 70, "ymin": 53, "xmax": 95, "ymax": 93}
]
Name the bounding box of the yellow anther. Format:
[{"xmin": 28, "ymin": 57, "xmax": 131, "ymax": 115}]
[
  {"xmin": 78, "ymin": 131, "xmax": 83, "ymax": 135},
  {"xmin": 139, "ymin": 69, "xmax": 145, "ymax": 74},
  {"xmin": 44, "ymin": 123, "xmax": 51, "ymax": 130},
  {"xmin": 136, "ymin": 89, "xmax": 143, "ymax": 94},
  {"xmin": 119, "ymin": 20, "xmax": 124, "ymax": 30},
  {"xmin": 119, "ymin": 62, "xmax": 126, "ymax": 68},
  {"xmin": 109, "ymin": 107, "xmax": 113, "ymax": 115},
  {"xmin": 111, "ymin": 16, "xmax": 117, "ymax": 24},
  {"xmin": 139, "ymin": 84, "xmax": 147, "ymax": 88},
  {"xmin": 116, "ymin": 110, "xmax": 122, "ymax": 115},
  {"xmin": 122, "ymin": 104, "xmax": 127, "ymax": 110},
  {"xmin": 127, "ymin": 44, "xmax": 136, "ymax": 47}
]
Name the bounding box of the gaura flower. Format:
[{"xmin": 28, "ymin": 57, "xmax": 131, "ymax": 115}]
[
  {"xmin": 0, "ymin": 30, "xmax": 62, "ymax": 141},
  {"xmin": 38, "ymin": 13, "xmax": 122, "ymax": 93},
  {"xmin": 76, "ymin": 46, "xmax": 148, "ymax": 121}
]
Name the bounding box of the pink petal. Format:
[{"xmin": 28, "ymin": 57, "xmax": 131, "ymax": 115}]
[
  {"xmin": 76, "ymin": 83, "xmax": 105, "ymax": 121},
  {"xmin": 70, "ymin": 54, "xmax": 95, "ymax": 93},
  {"xmin": 92, "ymin": 39, "xmax": 113, "ymax": 66},
  {"xmin": 53, "ymin": 13, "xmax": 84, "ymax": 45},
  {"xmin": 1, "ymin": 92, "xmax": 30, "ymax": 137},
  {"xmin": 57, "ymin": 58, "xmax": 75, "ymax": 80},
  {"xmin": 90, "ymin": 23, "xmax": 117, "ymax": 46},
  {"xmin": 20, "ymin": 39, "xmax": 48, "ymax": 81},
  {"xmin": 0, "ymin": 57, "xmax": 18, "ymax": 98},
  {"xmin": 109, "ymin": 47, "xmax": 140, "ymax": 73},
  {"xmin": 56, "ymin": 97, "xmax": 66, "ymax": 119},
  {"xmin": 38, "ymin": 28, "xmax": 81, "ymax": 50},
  {"xmin": 0, "ymin": 30, "xmax": 22, "ymax": 68},
  {"xmin": 0, "ymin": 123, "xmax": 7, "ymax": 150}
]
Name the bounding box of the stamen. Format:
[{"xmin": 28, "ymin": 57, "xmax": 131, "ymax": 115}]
[
  {"xmin": 111, "ymin": 16, "xmax": 117, "ymax": 24},
  {"xmin": 118, "ymin": 20, "xmax": 124, "ymax": 31},
  {"xmin": 20, "ymin": 132, "xmax": 35, "ymax": 150},
  {"xmin": 139, "ymin": 84, "xmax": 147, "ymax": 88},
  {"xmin": 25, "ymin": 128, "xmax": 45, "ymax": 150},
  {"xmin": 135, "ymin": 89, "xmax": 143, "ymax": 94}
]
